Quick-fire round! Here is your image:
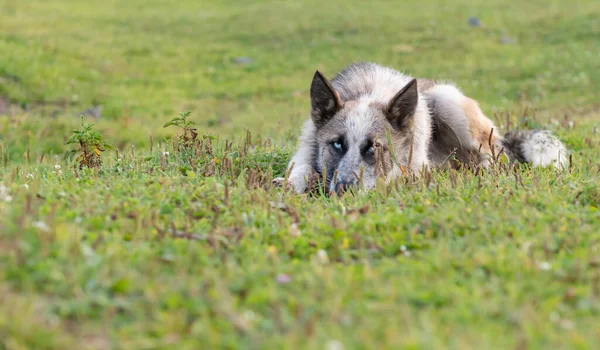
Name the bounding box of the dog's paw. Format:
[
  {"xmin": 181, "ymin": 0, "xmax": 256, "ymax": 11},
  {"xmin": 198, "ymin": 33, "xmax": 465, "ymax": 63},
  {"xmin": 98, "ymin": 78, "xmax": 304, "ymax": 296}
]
[
  {"xmin": 272, "ymin": 177, "xmax": 287, "ymax": 187},
  {"xmin": 272, "ymin": 176, "xmax": 306, "ymax": 194}
]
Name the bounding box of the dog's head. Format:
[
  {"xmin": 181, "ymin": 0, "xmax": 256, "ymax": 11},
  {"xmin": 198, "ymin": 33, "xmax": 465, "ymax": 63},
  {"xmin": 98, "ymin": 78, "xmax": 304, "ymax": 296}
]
[{"xmin": 310, "ymin": 71, "xmax": 419, "ymax": 194}]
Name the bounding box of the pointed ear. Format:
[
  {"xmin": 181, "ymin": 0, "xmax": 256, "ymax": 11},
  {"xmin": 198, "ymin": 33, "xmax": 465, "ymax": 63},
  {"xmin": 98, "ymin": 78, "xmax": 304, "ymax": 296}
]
[
  {"xmin": 385, "ymin": 78, "xmax": 418, "ymax": 129},
  {"xmin": 310, "ymin": 70, "xmax": 341, "ymax": 128}
]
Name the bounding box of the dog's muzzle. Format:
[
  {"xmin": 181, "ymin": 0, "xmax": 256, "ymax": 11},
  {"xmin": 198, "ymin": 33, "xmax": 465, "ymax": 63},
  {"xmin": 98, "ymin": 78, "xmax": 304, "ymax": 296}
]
[{"xmin": 334, "ymin": 180, "xmax": 358, "ymax": 195}]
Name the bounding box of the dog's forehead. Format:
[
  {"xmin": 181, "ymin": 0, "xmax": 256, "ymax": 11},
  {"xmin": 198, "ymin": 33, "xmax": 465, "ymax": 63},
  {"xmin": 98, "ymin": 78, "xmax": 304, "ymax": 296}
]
[
  {"xmin": 344, "ymin": 101, "xmax": 377, "ymax": 136},
  {"xmin": 318, "ymin": 100, "xmax": 386, "ymax": 141}
]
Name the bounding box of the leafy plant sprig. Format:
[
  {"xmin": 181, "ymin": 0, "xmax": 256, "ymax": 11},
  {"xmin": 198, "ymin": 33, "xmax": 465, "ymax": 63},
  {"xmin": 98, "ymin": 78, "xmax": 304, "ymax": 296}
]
[
  {"xmin": 65, "ymin": 116, "xmax": 112, "ymax": 169},
  {"xmin": 163, "ymin": 111, "xmax": 198, "ymax": 151}
]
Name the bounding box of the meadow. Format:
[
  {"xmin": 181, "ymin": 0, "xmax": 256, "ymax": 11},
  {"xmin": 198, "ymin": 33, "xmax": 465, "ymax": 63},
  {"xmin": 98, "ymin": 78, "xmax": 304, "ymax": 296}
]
[{"xmin": 1, "ymin": 0, "xmax": 599, "ymax": 348}]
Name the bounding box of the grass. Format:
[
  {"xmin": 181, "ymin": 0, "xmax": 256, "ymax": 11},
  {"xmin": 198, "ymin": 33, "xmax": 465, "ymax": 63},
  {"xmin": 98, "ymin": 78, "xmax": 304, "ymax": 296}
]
[{"xmin": 1, "ymin": 0, "xmax": 600, "ymax": 348}]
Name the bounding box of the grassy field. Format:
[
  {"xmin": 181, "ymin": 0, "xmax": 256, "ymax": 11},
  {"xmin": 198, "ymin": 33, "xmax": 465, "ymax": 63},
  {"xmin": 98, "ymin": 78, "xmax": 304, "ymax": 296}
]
[{"xmin": 1, "ymin": 0, "xmax": 600, "ymax": 348}]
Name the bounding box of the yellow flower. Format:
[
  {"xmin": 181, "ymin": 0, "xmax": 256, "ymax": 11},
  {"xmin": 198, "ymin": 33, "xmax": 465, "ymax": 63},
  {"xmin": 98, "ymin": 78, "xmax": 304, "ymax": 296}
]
[{"xmin": 341, "ymin": 238, "xmax": 349, "ymax": 249}]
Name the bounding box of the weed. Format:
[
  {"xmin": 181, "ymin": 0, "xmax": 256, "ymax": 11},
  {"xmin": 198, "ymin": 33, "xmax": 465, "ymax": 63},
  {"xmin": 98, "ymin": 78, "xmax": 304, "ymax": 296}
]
[
  {"xmin": 163, "ymin": 111, "xmax": 198, "ymax": 152},
  {"xmin": 64, "ymin": 116, "xmax": 112, "ymax": 169}
]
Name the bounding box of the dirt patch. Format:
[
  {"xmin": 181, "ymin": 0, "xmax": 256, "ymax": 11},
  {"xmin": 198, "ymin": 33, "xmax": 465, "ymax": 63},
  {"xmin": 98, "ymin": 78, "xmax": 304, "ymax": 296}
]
[{"xmin": 0, "ymin": 96, "xmax": 9, "ymax": 115}]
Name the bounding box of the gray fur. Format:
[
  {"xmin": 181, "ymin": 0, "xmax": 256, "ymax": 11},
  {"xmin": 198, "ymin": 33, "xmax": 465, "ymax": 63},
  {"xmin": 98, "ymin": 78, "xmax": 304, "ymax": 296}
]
[{"xmin": 501, "ymin": 130, "xmax": 529, "ymax": 163}]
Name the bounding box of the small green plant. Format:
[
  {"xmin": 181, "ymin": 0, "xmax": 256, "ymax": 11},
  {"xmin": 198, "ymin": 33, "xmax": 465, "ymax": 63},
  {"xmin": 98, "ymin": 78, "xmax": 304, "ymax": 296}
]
[
  {"xmin": 64, "ymin": 116, "xmax": 112, "ymax": 168},
  {"xmin": 163, "ymin": 111, "xmax": 198, "ymax": 151}
]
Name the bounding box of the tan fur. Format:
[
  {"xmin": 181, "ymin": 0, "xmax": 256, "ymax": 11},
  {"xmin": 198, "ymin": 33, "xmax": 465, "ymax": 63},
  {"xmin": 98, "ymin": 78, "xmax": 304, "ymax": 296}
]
[{"xmin": 461, "ymin": 97, "xmax": 500, "ymax": 163}]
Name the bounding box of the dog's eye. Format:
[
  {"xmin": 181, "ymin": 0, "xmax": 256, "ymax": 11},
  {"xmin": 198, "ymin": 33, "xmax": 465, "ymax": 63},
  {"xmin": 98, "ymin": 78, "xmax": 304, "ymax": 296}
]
[
  {"xmin": 364, "ymin": 141, "xmax": 382, "ymax": 157},
  {"xmin": 329, "ymin": 137, "xmax": 346, "ymax": 153},
  {"xmin": 330, "ymin": 140, "xmax": 344, "ymax": 152}
]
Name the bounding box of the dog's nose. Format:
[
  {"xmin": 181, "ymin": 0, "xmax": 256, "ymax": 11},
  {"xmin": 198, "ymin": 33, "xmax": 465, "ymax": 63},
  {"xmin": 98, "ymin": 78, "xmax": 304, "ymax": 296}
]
[{"xmin": 335, "ymin": 181, "xmax": 357, "ymax": 194}]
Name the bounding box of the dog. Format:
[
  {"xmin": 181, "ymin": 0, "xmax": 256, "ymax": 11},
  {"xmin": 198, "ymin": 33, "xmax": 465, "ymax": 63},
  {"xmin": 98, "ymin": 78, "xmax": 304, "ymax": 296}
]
[{"xmin": 274, "ymin": 62, "xmax": 567, "ymax": 194}]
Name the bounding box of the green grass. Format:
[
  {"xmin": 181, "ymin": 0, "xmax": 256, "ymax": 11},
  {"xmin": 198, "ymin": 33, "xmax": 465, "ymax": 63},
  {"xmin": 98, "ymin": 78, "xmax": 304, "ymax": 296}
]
[{"xmin": 1, "ymin": 0, "xmax": 600, "ymax": 348}]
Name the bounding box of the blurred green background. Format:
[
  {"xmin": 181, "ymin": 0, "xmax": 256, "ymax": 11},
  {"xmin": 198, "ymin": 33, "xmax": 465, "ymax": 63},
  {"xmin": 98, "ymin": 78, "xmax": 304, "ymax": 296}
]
[
  {"xmin": 1, "ymin": 0, "xmax": 598, "ymax": 152},
  {"xmin": 1, "ymin": 1, "xmax": 599, "ymax": 348}
]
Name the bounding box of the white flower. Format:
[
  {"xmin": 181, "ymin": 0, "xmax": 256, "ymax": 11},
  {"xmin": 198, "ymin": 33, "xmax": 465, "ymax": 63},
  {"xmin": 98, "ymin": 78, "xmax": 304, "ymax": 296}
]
[
  {"xmin": 538, "ymin": 262, "xmax": 552, "ymax": 271},
  {"xmin": 289, "ymin": 223, "xmax": 301, "ymax": 237},
  {"xmin": 26, "ymin": 173, "xmax": 34, "ymax": 180},
  {"xmin": 326, "ymin": 340, "xmax": 344, "ymax": 350},
  {"xmin": 317, "ymin": 249, "xmax": 329, "ymax": 264},
  {"xmin": 243, "ymin": 310, "xmax": 257, "ymax": 323},
  {"xmin": 33, "ymin": 221, "xmax": 50, "ymax": 232},
  {"xmin": 163, "ymin": 151, "xmax": 170, "ymax": 156},
  {"xmin": 559, "ymin": 319, "xmax": 574, "ymax": 330},
  {"xmin": 400, "ymin": 245, "xmax": 411, "ymax": 257},
  {"xmin": 54, "ymin": 164, "xmax": 61, "ymax": 170}
]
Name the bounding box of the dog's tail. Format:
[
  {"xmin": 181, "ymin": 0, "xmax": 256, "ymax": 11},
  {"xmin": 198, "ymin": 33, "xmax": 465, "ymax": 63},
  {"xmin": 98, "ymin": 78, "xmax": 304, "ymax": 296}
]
[{"xmin": 500, "ymin": 130, "xmax": 568, "ymax": 168}]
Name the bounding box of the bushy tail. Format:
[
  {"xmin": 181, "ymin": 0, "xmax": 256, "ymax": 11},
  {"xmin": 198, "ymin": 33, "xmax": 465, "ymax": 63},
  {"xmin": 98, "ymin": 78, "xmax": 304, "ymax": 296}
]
[{"xmin": 500, "ymin": 130, "xmax": 568, "ymax": 168}]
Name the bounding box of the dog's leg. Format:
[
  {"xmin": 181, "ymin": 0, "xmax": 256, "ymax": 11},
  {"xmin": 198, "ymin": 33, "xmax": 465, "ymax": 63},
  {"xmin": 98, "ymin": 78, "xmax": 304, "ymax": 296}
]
[
  {"xmin": 273, "ymin": 119, "xmax": 317, "ymax": 193},
  {"xmin": 425, "ymin": 84, "xmax": 501, "ymax": 168}
]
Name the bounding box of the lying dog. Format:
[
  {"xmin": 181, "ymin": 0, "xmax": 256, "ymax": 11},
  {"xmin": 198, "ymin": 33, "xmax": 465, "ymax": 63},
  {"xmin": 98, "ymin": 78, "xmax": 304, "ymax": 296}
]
[{"xmin": 275, "ymin": 62, "xmax": 567, "ymax": 194}]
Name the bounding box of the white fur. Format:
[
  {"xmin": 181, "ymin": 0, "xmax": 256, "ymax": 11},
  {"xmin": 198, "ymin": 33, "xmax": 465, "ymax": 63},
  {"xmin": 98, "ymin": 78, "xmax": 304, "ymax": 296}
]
[
  {"xmin": 276, "ymin": 120, "xmax": 316, "ymax": 193},
  {"xmin": 424, "ymin": 84, "xmax": 473, "ymax": 150},
  {"xmin": 345, "ymin": 100, "xmax": 375, "ymax": 144},
  {"xmin": 407, "ymin": 97, "xmax": 432, "ymax": 171}
]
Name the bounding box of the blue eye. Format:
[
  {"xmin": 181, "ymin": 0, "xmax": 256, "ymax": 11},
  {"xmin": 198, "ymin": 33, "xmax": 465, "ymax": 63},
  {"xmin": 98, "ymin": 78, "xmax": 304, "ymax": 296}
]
[{"xmin": 331, "ymin": 140, "xmax": 343, "ymax": 151}]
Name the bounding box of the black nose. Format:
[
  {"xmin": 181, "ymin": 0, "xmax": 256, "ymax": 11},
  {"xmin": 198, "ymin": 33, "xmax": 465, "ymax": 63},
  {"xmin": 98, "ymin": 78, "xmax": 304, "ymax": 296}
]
[{"xmin": 335, "ymin": 181, "xmax": 357, "ymax": 194}]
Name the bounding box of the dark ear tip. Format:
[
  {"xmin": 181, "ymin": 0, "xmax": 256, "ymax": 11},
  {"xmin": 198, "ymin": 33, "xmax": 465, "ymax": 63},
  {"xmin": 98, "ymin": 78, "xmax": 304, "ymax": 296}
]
[{"xmin": 313, "ymin": 70, "xmax": 325, "ymax": 80}]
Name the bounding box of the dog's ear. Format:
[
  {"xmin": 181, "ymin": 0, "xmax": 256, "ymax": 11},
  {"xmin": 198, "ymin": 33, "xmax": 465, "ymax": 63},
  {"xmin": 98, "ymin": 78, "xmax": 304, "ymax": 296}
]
[
  {"xmin": 385, "ymin": 79, "xmax": 418, "ymax": 130},
  {"xmin": 310, "ymin": 71, "xmax": 341, "ymax": 128}
]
